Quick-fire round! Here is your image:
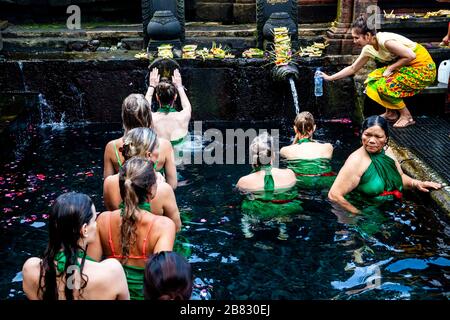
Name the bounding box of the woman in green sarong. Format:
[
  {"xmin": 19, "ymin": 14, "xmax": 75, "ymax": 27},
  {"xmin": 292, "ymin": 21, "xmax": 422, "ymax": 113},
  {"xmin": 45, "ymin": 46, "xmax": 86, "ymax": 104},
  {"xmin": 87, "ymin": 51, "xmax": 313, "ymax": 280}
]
[
  {"xmin": 146, "ymin": 68, "xmax": 191, "ymax": 151},
  {"xmin": 103, "ymin": 127, "xmax": 182, "ymax": 232},
  {"xmin": 22, "ymin": 192, "xmax": 129, "ymax": 300},
  {"xmin": 88, "ymin": 157, "xmax": 176, "ymax": 300},
  {"xmin": 328, "ymin": 115, "xmax": 442, "ymax": 214},
  {"xmin": 236, "ymin": 133, "xmax": 303, "ymax": 238},
  {"xmin": 280, "ymin": 111, "xmax": 336, "ymax": 190},
  {"xmin": 102, "ymin": 93, "xmax": 178, "ymax": 189}
]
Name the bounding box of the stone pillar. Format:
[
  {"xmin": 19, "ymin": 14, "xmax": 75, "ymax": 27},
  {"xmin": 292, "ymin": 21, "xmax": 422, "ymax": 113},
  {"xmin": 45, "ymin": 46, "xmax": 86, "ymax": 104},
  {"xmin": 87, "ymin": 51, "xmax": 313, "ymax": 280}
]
[
  {"xmin": 142, "ymin": 0, "xmax": 185, "ymax": 49},
  {"xmin": 233, "ymin": 0, "xmax": 257, "ymax": 24},
  {"xmin": 256, "ymin": 0, "xmax": 299, "ymax": 49},
  {"xmin": 326, "ymin": 0, "xmax": 354, "ymax": 55}
]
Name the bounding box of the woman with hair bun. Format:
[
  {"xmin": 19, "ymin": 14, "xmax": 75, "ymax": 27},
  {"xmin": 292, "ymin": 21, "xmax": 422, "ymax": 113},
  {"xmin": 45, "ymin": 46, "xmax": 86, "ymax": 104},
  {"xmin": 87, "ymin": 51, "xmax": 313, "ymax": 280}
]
[
  {"xmin": 236, "ymin": 132, "xmax": 302, "ymax": 220},
  {"xmin": 280, "ymin": 111, "xmax": 335, "ymax": 190},
  {"xmin": 89, "ymin": 157, "xmax": 176, "ymax": 300},
  {"xmin": 319, "ymin": 15, "xmax": 436, "ymax": 128}
]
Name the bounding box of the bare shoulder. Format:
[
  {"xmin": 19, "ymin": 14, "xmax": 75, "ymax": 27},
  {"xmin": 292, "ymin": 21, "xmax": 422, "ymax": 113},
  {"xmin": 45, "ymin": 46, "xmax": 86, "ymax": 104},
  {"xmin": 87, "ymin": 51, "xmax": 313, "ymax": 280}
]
[
  {"xmin": 236, "ymin": 174, "xmax": 252, "ymax": 190},
  {"xmin": 104, "ymin": 174, "xmax": 118, "ymax": 187},
  {"xmin": 345, "ymin": 147, "xmax": 366, "ymax": 166},
  {"xmin": 158, "ymin": 181, "xmax": 173, "ymax": 195},
  {"xmin": 322, "ymin": 142, "xmax": 334, "ymax": 151},
  {"xmin": 159, "ymin": 137, "xmax": 172, "ymax": 150},
  {"xmin": 99, "ymin": 258, "xmax": 124, "ymax": 275},
  {"xmin": 23, "ymin": 257, "xmax": 41, "ymax": 276},
  {"xmin": 153, "ymin": 214, "xmax": 176, "ymax": 232}
]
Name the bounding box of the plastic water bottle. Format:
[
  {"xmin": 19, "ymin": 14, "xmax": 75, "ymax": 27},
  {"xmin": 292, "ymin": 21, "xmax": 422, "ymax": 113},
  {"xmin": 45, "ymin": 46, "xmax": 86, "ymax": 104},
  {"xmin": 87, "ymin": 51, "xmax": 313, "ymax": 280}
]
[{"xmin": 314, "ymin": 68, "xmax": 323, "ymax": 97}]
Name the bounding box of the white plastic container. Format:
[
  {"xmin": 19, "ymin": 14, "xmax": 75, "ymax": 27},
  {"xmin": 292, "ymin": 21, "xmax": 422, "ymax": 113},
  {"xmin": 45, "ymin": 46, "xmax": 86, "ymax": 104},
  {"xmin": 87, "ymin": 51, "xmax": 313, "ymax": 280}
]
[{"xmin": 438, "ymin": 60, "xmax": 450, "ymax": 84}]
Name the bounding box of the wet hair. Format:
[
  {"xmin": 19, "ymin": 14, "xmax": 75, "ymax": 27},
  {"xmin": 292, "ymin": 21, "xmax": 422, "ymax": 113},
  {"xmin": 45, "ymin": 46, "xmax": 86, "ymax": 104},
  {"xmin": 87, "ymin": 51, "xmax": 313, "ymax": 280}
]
[
  {"xmin": 122, "ymin": 127, "xmax": 159, "ymax": 162},
  {"xmin": 118, "ymin": 157, "xmax": 156, "ymax": 262},
  {"xmin": 250, "ymin": 132, "xmax": 273, "ymax": 169},
  {"xmin": 156, "ymin": 80, "xmax": 177, "ymax": 106},
  {"xmin": 144, "ymin": 251, "xmax": 193, "ymax": 300},
  {"xmin": 121, "ymin": 94, "xmax": 153, "ymax": 133},
  {"xmin": 39, "ymin": 192, "xmax": 93, "ymax": 300},
  {"xmin": 361, "ymin": 115, "xmax": 389, "ymax": 143},
  {"xmin": 351, "ymin": 14, "xmax": 377, "ymax": 36},
  {"xmin": 294, "ymin": 111, "xmax": 315, "ymax": 136}
]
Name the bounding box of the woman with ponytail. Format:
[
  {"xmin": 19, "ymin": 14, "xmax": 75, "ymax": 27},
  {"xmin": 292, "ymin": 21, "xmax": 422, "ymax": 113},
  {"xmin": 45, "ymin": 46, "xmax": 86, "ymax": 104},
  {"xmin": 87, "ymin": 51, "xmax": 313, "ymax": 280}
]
[
  {"xmin": 280, "ymin": 112, "xmax": 335, "ymax": 190},
  {"xmin": 103, "ymin": 93, "xmax": 177, "ymax": 190},
  {"xmin": 22, "ymin": 192, "xmax": 129, "ymax": 300},
  {"xmin": 89, "ymin": 157, "xmax": 176, "ymax": 300},
  {"xmin": 103, "ymin": 127, "xmax": 181, "ymax": 231},
  {"xmin": 236, "ymin": 133, "xmax": 302, "ymax": 221}
]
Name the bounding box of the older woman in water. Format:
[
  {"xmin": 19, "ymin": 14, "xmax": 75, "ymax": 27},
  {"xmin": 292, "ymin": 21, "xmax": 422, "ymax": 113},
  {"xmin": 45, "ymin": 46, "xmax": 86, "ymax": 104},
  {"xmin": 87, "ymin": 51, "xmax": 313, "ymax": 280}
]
[{"xmin": 328, "ymin": 115, "xmax": 442, "ymax": 214}]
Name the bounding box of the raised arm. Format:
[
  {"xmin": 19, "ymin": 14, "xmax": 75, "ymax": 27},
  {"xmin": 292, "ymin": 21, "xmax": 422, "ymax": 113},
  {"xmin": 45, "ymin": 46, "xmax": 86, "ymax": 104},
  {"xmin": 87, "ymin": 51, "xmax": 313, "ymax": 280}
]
[
  {"xmin": 320, "ymin": 54, "xmax": 370, "ymax": 81},
  {"xmin": 145, "ymin": 68, "xmax": 160, "ymax": 105},
  {"xmin": 172, "ymin": 69, "xmax": 192, "ymax": 118},
  {"xmin": 328, "ymin": 153, "xmax": 364, "ymax": 214}
]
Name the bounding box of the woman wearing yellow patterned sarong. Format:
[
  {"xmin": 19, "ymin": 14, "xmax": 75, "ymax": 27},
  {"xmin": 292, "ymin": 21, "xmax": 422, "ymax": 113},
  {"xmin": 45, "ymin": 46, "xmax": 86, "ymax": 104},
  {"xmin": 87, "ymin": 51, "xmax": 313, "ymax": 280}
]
[{"xmin": 320, "ymin": 15, "xmax": 436, "ymax": 128}]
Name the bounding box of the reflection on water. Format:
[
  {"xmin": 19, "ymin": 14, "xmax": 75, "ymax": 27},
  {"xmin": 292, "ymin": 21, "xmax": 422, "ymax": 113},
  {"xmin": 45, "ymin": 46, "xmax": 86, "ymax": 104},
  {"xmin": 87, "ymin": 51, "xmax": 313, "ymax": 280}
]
[{"xmin": 0, "ymin": 121, "xmax": 448, "ymax": 300}]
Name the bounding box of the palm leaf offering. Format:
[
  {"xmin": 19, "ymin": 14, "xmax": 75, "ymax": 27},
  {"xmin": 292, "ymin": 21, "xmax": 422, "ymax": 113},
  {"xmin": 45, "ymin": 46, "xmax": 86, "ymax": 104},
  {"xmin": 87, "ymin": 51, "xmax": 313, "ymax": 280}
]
[
  {"xmin": 242, "ymin": 48, "xmax": 265, "ymax": 58},
  {"xmin": 272, "ymin": 27, "xmax": 292, "ymax": 66},
  {"xmin": 157, "ymin": 44, "xmax": 173, "ymax": 58}
]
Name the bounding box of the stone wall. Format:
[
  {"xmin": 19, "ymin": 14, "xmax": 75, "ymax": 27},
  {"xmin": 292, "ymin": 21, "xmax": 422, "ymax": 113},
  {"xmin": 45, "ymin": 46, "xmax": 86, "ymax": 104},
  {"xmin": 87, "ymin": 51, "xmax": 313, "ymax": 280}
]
[{"xmin": 0, "ymin": 57, "xmax": 353, "ymax": 123}]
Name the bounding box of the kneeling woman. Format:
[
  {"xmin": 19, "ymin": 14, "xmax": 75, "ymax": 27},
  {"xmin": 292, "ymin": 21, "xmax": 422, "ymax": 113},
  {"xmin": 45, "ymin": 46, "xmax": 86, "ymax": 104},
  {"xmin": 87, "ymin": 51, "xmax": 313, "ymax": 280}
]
[
  {"xmin": 280, "ymin": 111, "xmax": 335, "ymax": 190},
  {"xmin": 89, "ymin": 157, "xmax": 176, "ymax": 300},
  {"xmin": 328, "ymin": 115, "xmax": 442, "ymax": 214},
  {"xmin": 22, "ymin": 192, "xmax": 129, "ymax": 300},
  {"xmin": 236, "ymin": 132, "xmax": 302, "ymax": 220},
  {"xmin": 103, "ymin": 127, "xmax": 181, "ymax": 231}
]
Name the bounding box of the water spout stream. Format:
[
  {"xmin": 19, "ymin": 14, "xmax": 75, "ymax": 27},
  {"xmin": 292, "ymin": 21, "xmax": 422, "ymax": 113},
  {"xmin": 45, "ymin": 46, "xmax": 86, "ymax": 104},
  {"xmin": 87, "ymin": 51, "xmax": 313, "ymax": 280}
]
[
  {"xmin": 289, "ymin": 77, "xmax": 299, "ymax": 115},
  {"xmin": 17, "ymin": 61, "xmax": 29, "ymax": 92}
]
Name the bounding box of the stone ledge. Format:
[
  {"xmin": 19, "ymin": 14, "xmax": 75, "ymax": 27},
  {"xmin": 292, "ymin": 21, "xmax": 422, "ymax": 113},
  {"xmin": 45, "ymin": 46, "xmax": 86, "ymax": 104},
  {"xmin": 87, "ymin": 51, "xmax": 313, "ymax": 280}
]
[{"xmin": 389, "ymin": 139, "xmax": 450, "ymax": 216}]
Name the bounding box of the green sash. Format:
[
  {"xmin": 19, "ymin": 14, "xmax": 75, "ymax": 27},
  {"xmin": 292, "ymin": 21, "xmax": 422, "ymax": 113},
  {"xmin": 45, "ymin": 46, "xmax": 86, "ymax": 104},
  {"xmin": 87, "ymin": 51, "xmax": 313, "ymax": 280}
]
[
  {"xmin": 119, "ymin": 202, "xmax": 152, "ymax": 216},
  {"xmin": 54, "ymin": 250, "xmax": 96, "ymax": 274},
  {"xmin": 242, "ymin": 165, "xmax": 303, "ymax": 218},
  {"xmin": 158, "ymin": 104, "xmax": 177, "ymax": 113}
]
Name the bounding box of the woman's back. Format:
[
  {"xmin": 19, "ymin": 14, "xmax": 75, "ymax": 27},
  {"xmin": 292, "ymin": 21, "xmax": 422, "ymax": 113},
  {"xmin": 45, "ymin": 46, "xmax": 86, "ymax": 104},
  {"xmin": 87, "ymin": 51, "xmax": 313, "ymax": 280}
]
[
  {"xmin": 96, "ymin": 209, "xmax": 175, "ymax": 269},
  {"xmin": 22, "ymin": 257, "xmax": 128, "ymax": 300},
  {"xmin": 281, "ymin": 140, "xmax": 333, "ymax": 160},
  {"xmin": 237, "ymin": 167, "xmax": 296, "ymax": 193}
]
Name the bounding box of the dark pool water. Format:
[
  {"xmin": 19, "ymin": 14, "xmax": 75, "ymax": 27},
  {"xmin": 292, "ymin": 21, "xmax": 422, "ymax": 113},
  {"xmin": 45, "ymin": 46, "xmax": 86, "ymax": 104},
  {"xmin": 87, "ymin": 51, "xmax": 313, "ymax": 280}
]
[{"xmin": 0, "ymin": 121, "xmax": 449, "ymax": 300}]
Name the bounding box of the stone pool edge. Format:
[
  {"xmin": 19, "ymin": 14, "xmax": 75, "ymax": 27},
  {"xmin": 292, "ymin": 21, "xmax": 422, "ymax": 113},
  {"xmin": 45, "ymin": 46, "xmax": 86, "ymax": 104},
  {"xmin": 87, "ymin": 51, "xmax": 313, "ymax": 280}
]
[{"xmin": 390, "ymin": 139, "xmax": 450, "ymax": 216}]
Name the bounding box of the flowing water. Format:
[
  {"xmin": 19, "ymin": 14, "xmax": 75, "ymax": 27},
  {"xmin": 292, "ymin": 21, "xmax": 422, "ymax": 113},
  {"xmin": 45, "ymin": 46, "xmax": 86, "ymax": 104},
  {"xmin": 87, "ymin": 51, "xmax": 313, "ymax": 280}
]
[{"xmin": 289, "ymin": 77, "xmax": 299, "ymax": 115}]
